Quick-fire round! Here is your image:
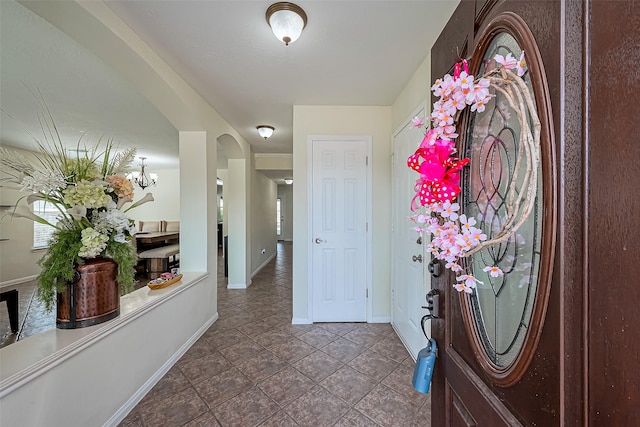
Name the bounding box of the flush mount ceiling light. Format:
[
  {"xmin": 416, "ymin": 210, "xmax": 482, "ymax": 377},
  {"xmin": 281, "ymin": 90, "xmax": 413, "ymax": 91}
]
[
  {"xmin": 284, "ymin": 178, "xmax": 293, "ymax": 185},
  {"xmin": 257, "ymin": 125, "xmax": 275, "ymax": 139},
  {"xmin": 266, "ymin": 2, "xmax": 307, "ymax": 46}
]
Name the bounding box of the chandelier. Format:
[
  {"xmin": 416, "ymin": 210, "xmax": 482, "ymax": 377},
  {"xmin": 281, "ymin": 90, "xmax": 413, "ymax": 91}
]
[{"xmin": 127, "ymin": 157, "xmax": 158, "ymax": 190}]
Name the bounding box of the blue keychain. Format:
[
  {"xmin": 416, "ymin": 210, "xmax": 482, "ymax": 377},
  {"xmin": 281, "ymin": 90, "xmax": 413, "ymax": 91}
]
[
  {"xmin": 412, "ymin": 337, "xmax": 437, "ymax": 394},
  {"xmin": 412, "ymin": 312, "xmax": 437, "ymax": 394}
]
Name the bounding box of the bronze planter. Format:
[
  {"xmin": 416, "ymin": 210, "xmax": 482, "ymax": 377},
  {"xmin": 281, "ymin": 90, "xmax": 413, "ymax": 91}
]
[{"xmin": 57, "ymin": 257, "xmax": 120, "ymax": 329}]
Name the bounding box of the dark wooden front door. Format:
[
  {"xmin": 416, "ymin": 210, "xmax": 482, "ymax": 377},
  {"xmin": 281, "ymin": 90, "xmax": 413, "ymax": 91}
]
[{"xmin": 429, "ymin": 1, "xmax": 640, "ymax": 425}]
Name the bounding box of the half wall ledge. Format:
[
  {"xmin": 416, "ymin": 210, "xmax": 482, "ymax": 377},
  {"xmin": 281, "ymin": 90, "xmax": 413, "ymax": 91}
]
[{"xmin": 0, "ymin": 271, "xmax": 209, "ymax": 395}]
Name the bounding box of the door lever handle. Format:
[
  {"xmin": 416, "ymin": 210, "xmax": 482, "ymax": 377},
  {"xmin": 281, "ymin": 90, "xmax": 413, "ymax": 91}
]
[{"xmin": 412, "ymin": 254, "xmax": 423, "ymax": 263}]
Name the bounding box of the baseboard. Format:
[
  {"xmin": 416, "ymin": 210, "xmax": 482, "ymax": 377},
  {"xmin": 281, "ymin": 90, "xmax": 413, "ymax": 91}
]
[
  {"xmin": 250, "ymin": 252, "xmax": 276, "ymax": 278},
  {"xmin": 370, "ymin": 316, "xmax": 391, "ymax": 323},
  {"xmin": 291, "ymin": 318, "xmax": 312, "ymax": 325},
  {"xmin": 107, "ymin": 312, "xmax": 218, "ymax": 427},
  {"xmin": 391, "ymin": 323, "xmax": 417, "ymax": 362},
  {"xmin": 0, "ymin": 275, "xmax": 38, "ymax": 289},
  {"xmin": 227, "ymin": 283, "xmax": 249, "ymax": 289}
]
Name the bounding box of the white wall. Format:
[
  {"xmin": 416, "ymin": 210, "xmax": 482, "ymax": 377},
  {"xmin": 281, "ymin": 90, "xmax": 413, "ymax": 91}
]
[
  {"xmin": 392, "ymin": 54, "xmax": 432, "ymax": 130},
  {"xmin": 0, "ymin": 147, "xmax": 43, "ymax": 283},
  {"xmin": 127, "ymin": 168, "xmax": 180, "ymax": 223},
  {"xmin": 277, "ymin": 184, "xmax": 294, "ymax": 241},
  {"xmin": 292, "ymin": 106, "xmax": 393, "ymax": 323},
  {"xmin": 250, "ymin": 169, "xmax": 277, "ymax": 275},
  {"xmin": 0, "ymin": 274, "xmax": 215, "ymax": 427}
]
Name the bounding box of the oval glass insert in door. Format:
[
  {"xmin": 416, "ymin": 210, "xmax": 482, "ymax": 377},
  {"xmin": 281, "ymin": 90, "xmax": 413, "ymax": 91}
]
[{"xmin": 462, "ymin": 32, "xmax": 542, "ymax": 369}]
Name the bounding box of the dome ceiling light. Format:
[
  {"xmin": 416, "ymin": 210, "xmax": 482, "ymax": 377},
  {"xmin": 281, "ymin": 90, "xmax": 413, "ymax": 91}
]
[
  {"xmin": 266, "ymin": 2, "xmax": 308, "ymax": 46},
  {"xmin": 257, "ymin": 125, "xmax": 275, "ymax": 139}
]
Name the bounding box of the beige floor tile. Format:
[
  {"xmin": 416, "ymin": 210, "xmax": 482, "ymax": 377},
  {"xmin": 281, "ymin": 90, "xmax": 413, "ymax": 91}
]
[{"xmin": 120, "ymin": 243, "xmax": 425, "ymax": 426}]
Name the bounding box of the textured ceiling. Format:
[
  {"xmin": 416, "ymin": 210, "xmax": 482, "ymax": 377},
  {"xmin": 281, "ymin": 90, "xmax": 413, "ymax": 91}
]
[{"xmin": 0, "ymin": 0, "xmax": 459, "ymax": 175}]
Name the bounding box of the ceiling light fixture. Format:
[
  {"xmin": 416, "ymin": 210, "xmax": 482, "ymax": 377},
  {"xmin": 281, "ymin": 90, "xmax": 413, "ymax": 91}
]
[
  {"xmin": 266, "ymin": 2, "xmax": 307, "ymax": 46},
  {"xmin": 284, "ymin": 178, "xmax": 293, "ymax": 185},
  {"xmin": 127, "ymin": 157, "xmax": 158, "ymax": 190},
  {"xmin": 257, "ymin": 125, "xmax": 275, "ymax": 139}
]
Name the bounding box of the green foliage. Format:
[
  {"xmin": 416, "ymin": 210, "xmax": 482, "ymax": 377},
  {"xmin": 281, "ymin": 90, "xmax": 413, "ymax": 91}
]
[
  {"xmin": 37, "ymin": 228, "xmax": 83, "ymax": 312},
  {"xmin": 36, "ymin": 230, "xmax": 138, "ymax": 312},
  {"xmin": 105, "ymin": 240, "xmax": 137, "ymax": 295}
]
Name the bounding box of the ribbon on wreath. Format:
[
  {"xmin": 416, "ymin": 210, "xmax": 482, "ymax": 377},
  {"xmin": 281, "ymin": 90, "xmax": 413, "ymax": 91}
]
[{"xmin": 407, "ymin": 129, "xmax": 469, "ymax": 209}]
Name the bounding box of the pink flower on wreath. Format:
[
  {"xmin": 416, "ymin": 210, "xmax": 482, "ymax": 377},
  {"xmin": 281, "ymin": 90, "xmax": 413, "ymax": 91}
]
[
  {"xmin": 454, "ymin": 283, "xmax": 475, "ymax": 294},
  {"xmin": 471, "ymin": 99, "xmax": 488, "ymax": 113},
  {"xmin": 457, "ymin": 274, "xmax": 480, "ymax": 288},
  {"xmin": 411, "ymin": 116, "xmax": 424, "ymax": 128},
  {"xmin": 455, "ymin": 234, "xmax": 475, "ymax": 251},
  {"xmin": 431, "ymin": 78, "xmax": 444, "ymax": 97},
  {"xmin": 448, "ymin": 91, "xmax": 467, "ymax": 111},
  {"xmin": 440, "ymin": 201, "xmax": 460, "ymax": 220},
  {"xmin": 516, "ymin": 51, "xmax": 527, "ymax": 77},
  {"xmin": 467, "ymin": 227, "xmax": 488, "ymax": 243},
  {"xmin": 458, "ymin": 214, "xmax": 477, "ymax": 231},
  {"xmin": 483, "ymin": 266, "xmax": 504, "ymax": 277},
  {"xmin": 445, "ymin": 261, "xmax": 463, "ymax": 272},
  {"xmin": 495, "ymin": 53, "xmax": 517, "ymax": 69},
  {"xmin": 456, "ymin": 71, "xmax": 474, "ymax": 89}
]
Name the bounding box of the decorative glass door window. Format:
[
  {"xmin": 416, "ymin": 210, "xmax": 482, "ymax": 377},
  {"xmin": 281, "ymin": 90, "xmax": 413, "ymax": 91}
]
[{"xmin": 462, "ymin": 32, "xmax": 543, "ymax": 368}]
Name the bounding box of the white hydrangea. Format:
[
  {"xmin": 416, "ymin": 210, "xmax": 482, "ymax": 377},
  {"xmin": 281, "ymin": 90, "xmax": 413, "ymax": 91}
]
[
  {"xmin": 92, "ymin": 208, "xmax": 134, "ymax": 235},
  {"xmin": 79, "ymin": 227, "xmax": 109, "ymax": 258}
]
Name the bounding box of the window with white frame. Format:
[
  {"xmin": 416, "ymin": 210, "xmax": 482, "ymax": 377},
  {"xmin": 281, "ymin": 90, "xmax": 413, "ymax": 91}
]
[{"xmin": 33, "ymin": 200, "xmax": 58, "ymax": 248}]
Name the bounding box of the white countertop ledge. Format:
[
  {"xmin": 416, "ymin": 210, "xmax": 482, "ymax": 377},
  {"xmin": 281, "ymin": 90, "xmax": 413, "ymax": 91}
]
[{"xmin": 0, "ymin": 272, "xmax": 208, "ymax": 396}]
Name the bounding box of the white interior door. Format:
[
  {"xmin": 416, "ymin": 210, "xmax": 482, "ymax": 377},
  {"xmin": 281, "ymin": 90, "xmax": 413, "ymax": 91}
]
[
  {"xmin": 392, "ymin": 109, "xmax": 429, "ymax": 358},
  {"xmin": 311, "ymin": 138, "xmax": 368, "ymax": 322}
]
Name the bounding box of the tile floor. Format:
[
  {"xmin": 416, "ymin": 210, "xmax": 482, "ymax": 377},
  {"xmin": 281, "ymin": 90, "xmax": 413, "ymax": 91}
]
[
  {"xmin": 120, "ymin": 242, "xmax": 431, "ymax": 427},
  {"xmin": 0, "ymin": 279, "xmax": 55, "ymax": 347}
]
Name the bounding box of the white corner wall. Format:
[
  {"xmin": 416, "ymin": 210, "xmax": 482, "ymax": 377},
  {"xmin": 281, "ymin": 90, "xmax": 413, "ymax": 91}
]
[
  {"xmin": 127, "ymin": 168, "xmax": 181, "ymax": 223},
  {"xmin": 250, "ymin": 170, "xmax": 277, "ymax": 275},
  {"xmin": 292, "ymin": 106, "xmax": 393, "ymax": 323},
  {"xmin": 392, "ymin": 54, "xmax": 432, "ymax": 130}
]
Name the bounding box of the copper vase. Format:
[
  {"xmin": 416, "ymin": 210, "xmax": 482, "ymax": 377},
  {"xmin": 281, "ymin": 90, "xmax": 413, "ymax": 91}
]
[{"xmin": 56, "ymin": 257, "xmax": 120, "ymax": 329}]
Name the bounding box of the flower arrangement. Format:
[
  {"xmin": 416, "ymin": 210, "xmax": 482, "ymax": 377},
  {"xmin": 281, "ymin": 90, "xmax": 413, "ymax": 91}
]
[
  {"xmin": 408, "ymin": 52, "xmax": 540, "ymax": 294},
  {"xmin": 0, "ymin": 103, "xmax": 154, "ymax": 310}
]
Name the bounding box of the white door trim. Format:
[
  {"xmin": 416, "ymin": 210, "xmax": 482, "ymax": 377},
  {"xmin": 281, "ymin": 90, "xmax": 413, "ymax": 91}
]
[
  {"xmin": 307, "ymin": 135, "xmax": 372, "ymax": 323},
  {"xmin": 391, "ymin": 103, "xmax": 430, "ymax": 358}
]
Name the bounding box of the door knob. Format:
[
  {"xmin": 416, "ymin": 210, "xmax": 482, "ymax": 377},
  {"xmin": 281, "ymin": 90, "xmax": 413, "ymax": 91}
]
[
  {"xmin": 315, "ymin": 238, "xmax": 324, "ymax": 244},
  {"xmin": 412, "ymin": 254, "xmax": 423, "ymax": 263}
]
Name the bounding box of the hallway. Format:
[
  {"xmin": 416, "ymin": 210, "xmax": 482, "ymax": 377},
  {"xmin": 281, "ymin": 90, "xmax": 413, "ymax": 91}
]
[{"xmin": 120, "ymin": 242, "xmax": 431, "ymax": 426}]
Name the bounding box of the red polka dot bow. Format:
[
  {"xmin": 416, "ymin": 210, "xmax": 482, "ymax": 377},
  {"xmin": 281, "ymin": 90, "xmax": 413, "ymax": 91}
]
[{"xmin": 407, "ymin": 130, "xmax": 470, "ymax": 210}]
